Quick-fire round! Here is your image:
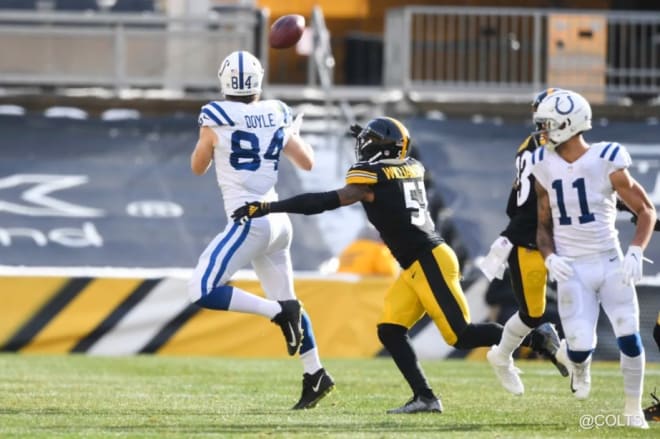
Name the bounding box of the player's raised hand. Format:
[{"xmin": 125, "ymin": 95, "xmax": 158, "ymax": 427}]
[
  {"xmin": 231, "ymin": 201, "xmax": 271, "ymax": 224},
  {"xmin": 349, "ymin": 123, "xmax": 363, "ymax": 138},
  {"xmin": 544, "ymin": 253, "xmax": 574, "ymax": 282}
]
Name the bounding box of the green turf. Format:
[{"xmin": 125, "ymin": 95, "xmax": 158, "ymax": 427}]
[{"xmin": 0, "ymin": 354, "xmax": 657, "ymax": 438}]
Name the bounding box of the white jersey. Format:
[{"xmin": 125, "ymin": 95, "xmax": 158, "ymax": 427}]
[
  {"xmin": 198, "ymin": 99, "xmax": 294, "ymax": 215},
  {"xmin": 531, "ymin": 141, "xmax": 632, "ymax": 258}
]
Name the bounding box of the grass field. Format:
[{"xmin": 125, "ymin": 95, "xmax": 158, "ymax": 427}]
[{"xmin": 0, "ymin": 354, "xmax": 658, "ymax": 438}]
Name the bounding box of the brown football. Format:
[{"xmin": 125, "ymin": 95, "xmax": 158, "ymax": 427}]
[{"xmin": 269, "ymin": 14, "xmax": 305, "ymax": 49}]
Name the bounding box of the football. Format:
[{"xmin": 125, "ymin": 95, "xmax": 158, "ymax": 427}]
[{"xmin": 269, "ymin": 14, "xmax": 305, "ymax": 49}]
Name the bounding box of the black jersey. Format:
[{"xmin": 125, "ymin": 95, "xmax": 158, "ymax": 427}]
[
  {"xmin": 345, "ymin": 157, "xmax": 443, "ymax": 269},
  {"xmin": 501, "ymin": 136, "xmax": 539, "ymax": 248}
]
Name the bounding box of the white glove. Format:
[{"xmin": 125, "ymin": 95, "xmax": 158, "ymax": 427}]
[
  {"xmin": 545, "ymin": 253, "xmax": 574, "ymax": 282},
  {"xmin": 622, "ymin": 245, "xmax": 643, "ymax": 285},
  {"xmin": 477, "ymin": 236, "xmax": 513, "ymax": 281},
  {"xmin": 290, "ymin": 112, "xmax": 304, "ymax": 136}
]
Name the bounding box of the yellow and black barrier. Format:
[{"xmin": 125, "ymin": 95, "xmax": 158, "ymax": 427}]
[{"xmin": 0, "ymin": 274, "xmax": 391, "ymax": 357}]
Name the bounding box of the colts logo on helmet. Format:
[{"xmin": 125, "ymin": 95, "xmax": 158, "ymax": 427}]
[{"xmin": 554, "ymin": 95, "xmax": 574, "ymax": 115}]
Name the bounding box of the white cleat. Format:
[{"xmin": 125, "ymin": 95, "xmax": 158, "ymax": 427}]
[
  {"xmin": 487, "ymin": 345, "xmax": 524, "ymax": 396},
  {"xmin": 570, "ymin": 359, "xmax": 591, "ymax": 400},
  {"xmin": 624, "ymin": 411, "xmax": 649, "ymax": 429}
]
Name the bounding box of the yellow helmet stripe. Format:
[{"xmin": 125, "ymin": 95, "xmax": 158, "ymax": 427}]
[{"xmin": 384, "ymin": 117, "xmax": 410, "ymax": 158}]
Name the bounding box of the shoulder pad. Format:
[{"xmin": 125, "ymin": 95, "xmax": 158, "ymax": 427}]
[
  {"xmin": 198, "ymin": 101, "xmax": 236, "ymax": 127},
  {"xmin": 346, "ymin": 162, "xmax": 379, "ymax": 185},
  {"xmin": 597, "ymin": 142, "xmax": 631, "ymax": 169},
  {"xmin": 530, "ymin": 146, "xmax": 546, "ymax": 165}
]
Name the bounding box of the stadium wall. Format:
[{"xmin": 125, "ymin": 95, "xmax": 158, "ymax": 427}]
[{"xmin": 0, "ymin": 273, "xmax": 388, "ymax": 358}]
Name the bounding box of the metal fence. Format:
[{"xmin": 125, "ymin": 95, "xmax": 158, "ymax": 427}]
[
  {"xmin": 0, "ymin": 9, "xmax": 266, "ymax": 93},
  {"xmin": 384, "ymin": 7, "xmax": 660, "ymax": 102}
]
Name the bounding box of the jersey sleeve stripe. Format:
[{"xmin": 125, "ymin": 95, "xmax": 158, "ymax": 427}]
[
  {"xmin": 347, "ymin": 169, "xmax": 377, "ymax": 178},
  {"xmin": 278, "ymin": 101, "xmax": 290, "ymax": 125},
  {"xmin": 599, "ymin": 142, "xmax": 612, "ymax": 158},
  {"xmin": 346, "ymin": 176, "xmax": 377, "ymax": 185},
  {"xmin": 539, "ymin": 146, "xmax": 544, "ymax": 161},
  {"xmin": 608, "ymin": 145, "xmax": 621, "ymax": 162},
  {"xmin": 209, "ymin": 102, "xmax": 235, "ymax": 126},
  {"xmin": 202, "ymin": 108, "xmax": 224, "ymax": 126}
]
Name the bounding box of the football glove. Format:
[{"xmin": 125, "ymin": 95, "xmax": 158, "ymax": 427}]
[
  {"xmin": 477, "ymin": 236, "xmax": 513, "ymax": 281},
  {"xmin": 622, "ymin": 245, "xmax": 643, "ymax": 285},
  {"xmin": 349, "ymin": 123, "xmax": 363, "ymax": 138},
  {"xmin": 545, "ymin": 253, "xmax": 574, "ymax": 282},
  {"xmin": 231, "ymin": 201, "xmax": 270, "ymax": 224}
]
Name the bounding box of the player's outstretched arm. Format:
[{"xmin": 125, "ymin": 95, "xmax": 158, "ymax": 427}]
[{"xmin": 231, "ymin": 184, "xmax": 373, "ymax": 223}]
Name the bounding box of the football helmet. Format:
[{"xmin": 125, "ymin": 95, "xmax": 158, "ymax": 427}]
[
  {"xmin": 533, "ymin": 90, "xmax": 592, "ymax": 150},
  {"xmin": 353, "ymin": 117, "xmax": 411, "ymax": 163},
  {"xmin": 218, "ymin": 50, "xmax": 264, "ymax": 97}
]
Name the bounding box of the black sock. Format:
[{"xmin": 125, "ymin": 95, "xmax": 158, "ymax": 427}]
[
  {"xmin": 378, "ymin": 323, "xmax": 434, "ymax": 398},
  {"xmin": 454, "ymin": 322, "xmax": 503, "ymax": 349}
]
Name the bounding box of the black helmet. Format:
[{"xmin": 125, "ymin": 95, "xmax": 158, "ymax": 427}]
[{"xmin": 354, "ymin": 117, "xmax": 411, "ymax": 163}]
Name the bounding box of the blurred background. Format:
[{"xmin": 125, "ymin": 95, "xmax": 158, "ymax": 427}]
[{"xmin": 0, "ymin": 0, "xmax": 658, "ymax": 361}]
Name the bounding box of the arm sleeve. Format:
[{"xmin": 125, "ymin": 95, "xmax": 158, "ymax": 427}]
[{"xmin": 268, "ymin": 191, "xmax": 341, "ymax": 215}]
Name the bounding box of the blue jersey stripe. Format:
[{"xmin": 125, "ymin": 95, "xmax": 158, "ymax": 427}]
[
  {"xmin": 238, "ymin": 51, "xmax": 244, "ymax": 90},
  {"xmin": 209, "ymin": 102, "xmax": 235, "ymax": 126},
  {"xmin": 532, "ymin": 150, "xmax": 536, "ymax": 165},
  {"xmin": 539, "ymin": 147, "xmax": 544, "ymax": 161},
  {"xmin": 211, "ymin": 220, "xmax": 251, "ymax": 289},
  {"xmin": 201, "ymin": 223, "xmax": 239, "ymax": 296},
  {"xmin": 609, "ymin": 145, "xmax": 620, "ymax": 161},
  {"xmin": 202, "ymin": 108, "xmax": 223, "ymax": 126},
  {"xmin": 600, "ymin": 142, "xmax": 612, "ymax": 158}
]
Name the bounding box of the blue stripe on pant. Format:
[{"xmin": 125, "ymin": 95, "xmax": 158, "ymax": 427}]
[{"xmin": 196, "ymin": 222, "xmax": 251, "ymax": 310}]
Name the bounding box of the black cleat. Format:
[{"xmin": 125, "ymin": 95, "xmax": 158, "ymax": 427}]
[
  {"xmin": 530, "ymin": 322, "xmax": 569, "ymax": 377},
  {"xmin": 643, "ymin": 389, "xmax": 660, "ymax": 422},
  {"xmin": 386, "ymin": 395, "xmax": 443, "ymax": 414},
  {"xmin": 292, "ymin": 368, "xmax": 335, "ymax": 410},
  {"xmin": 272, "ymin": 300, "xmax": 303, "ymax": 356}
]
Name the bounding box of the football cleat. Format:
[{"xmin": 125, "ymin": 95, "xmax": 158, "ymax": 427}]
[
  {"xmin": 271, "ymin": 300, "xmax": 303, "ymax": 356},
  {"xmin": 529, "ymin": 323, "xmax": 569, "ymax": 377},
  {"xmin": 643, "ymin": 389, "xmax": 660, "ymax": 422},
  {"xmin": 292, "ymin": 368, "xmax": 335, "ymax": 410},
  {"xmin": 487, "ymin": 345, "xmax": 524, "ymax": 395},
  {"xmin": 569, "ymin": 358, "xmax": 591, "ymax": 400},
  {"xmin": 387, "ymin": 394, "xmax": 442, "ymax": 414}
]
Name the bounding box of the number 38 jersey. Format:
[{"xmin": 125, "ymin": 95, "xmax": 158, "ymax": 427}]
[
  {"xmin": 531, "ymin": 142, "xmax": 632, "ymax": 258},
  {"xmin": 198, "ymin": 99, "xmax": 294, "ymax": 215},
  {"xmin": 346, "ymin": 157, "xmax": 443, "ymax": 269}
]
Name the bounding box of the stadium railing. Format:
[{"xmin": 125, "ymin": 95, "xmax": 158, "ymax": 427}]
[{"xmin": 384, "ymin": 6, "xmax": 660, "ymax": 103}]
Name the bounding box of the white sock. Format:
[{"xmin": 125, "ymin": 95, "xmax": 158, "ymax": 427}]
[
  {"xmin": 300, "ymin": 347, "xmax": 322, "ymax": 375},
  {"xmin": 495, "ymin": 313, "xmax": 532, "ymax": 358},
  {"xmin": 227, "ymin": 286, "xmax": 281, "ymax": 318},
  {"xmin": 621, "ymin": 351, "xmax": 645, "ymax": 414}
]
